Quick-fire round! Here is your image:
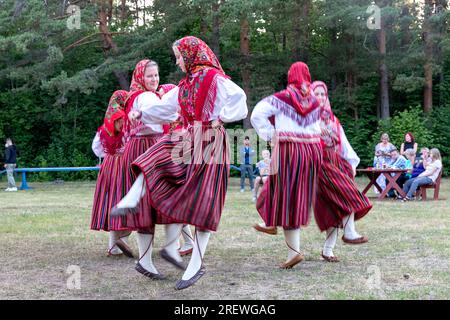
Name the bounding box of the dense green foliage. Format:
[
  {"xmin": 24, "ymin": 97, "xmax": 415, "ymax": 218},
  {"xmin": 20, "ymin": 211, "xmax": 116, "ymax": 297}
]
[{"xmin": 0, "ymin": 0, "xmax": 449, "ymax": 181}]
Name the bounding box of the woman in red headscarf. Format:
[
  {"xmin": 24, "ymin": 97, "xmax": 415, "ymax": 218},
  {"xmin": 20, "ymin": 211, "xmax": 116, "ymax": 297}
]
[
  {"xmin": 119, "ymin": 59, "xmax": 181, "ymax": 279},
  {"xmin": 112, "ymin": 36, "xmax": 248, "ymax": 289},
  {"xmin": 251, "ymin": 62, "xmax": 323, "ymax": 270},
  {"xmin": 311, "ymin": 81, "xmax": 372, "ymax": 262},
  {"xmin": 91, "ymin": 90, "xmax": 135, "ymax": 257}
]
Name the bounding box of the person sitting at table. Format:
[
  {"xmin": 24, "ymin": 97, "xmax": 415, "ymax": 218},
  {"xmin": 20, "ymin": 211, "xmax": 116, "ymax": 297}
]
[
  {"xmin": 400, "ymin": 132, "xmax": 418, "ymax": 157},
  {"xmin": 374, "ymin": 133, "xmax": 396, "ymax": 192},
  {"xmin": 399, "ymin": 148, "xmax": 442, "ymax": 201},
  {"xmin": 401, "ymin": 148, "xmax": 416, "ymax": 183},
  {"xmin": 386, "ymin": 148, "xmax": 411, "ymax": 197}
]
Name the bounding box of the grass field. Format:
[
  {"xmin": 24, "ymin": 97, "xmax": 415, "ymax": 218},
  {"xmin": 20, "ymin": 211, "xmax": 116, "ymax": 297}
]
[{"xmin": 0, "ymin": 177, "xmax": 449, "ymax": 300}]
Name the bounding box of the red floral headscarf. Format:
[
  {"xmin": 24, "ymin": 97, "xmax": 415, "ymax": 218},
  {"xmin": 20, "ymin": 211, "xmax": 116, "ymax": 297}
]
[
  {"xmin": 310, "ymin": 81, "xmax": 331, "ymax": 111},
  {"xmin": 129, "ymin": 59, "xmax": 159, "ymax": 93},
  {"xmin": 173, "ymin": 36, "xmax": 227, "ymax": 124},
  {"xmin": 103, "ymin": 90, "xmax": 128, "ymax": 135},
  {"xmin": 311, "ymin": 81, "xmax": 342, "ymax": 151},
  {"xmin": 99, "ymin": 90, "xmax": 128, "ymax": 154},
  {"xmin": 274, "ymin": 62, "xmax": 319, "ymax": 116},
  {"xmin": 174, "ymin": 36, "xmax": 224, "ymax": 75}
]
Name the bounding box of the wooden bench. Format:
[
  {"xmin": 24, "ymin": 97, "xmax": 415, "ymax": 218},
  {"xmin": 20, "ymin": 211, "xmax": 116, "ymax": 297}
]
[{"xmin": 416, "ymin": 171, "xmax": 442, "ymax": 201}]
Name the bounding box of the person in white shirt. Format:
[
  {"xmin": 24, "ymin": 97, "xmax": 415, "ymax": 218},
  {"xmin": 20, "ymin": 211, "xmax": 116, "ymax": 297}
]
[{"xmin": 401, "ymin": 148, "xmax": 442, "ymax": 200}]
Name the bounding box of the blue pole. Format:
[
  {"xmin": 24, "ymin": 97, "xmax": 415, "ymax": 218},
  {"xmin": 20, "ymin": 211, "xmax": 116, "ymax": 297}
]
[{"xmin": 20, "ymin": 171, "xmax": 30, "ymax": 190}]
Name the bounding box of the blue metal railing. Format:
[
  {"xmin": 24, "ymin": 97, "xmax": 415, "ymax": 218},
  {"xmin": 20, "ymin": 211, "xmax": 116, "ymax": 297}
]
[
  {"xmin": 0, "ymin": 167, "xmax": 100, "ymax": 190},
  {"xmin": 1, "ymin": 165, "xmax": 257, "ymax": 190}
]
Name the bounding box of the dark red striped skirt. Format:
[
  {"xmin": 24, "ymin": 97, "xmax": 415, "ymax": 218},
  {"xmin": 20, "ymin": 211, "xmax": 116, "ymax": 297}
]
[
  {"xmin": 314, "ymin": 148, "xmax": 372, "ymax": 232},
  {"xmin": 131, "ymin": 124, "xmax": 230, "ymax": 231},
  {"xmin": 91, "ymin": 154, "xmax": 127, "ymax": 231},
  {"xmin": 122, "ymin": 134, "xmax": 172, "ymax": 231},
  {"xmin": 256, "ymin": 133, "xmax": 323, "ymax": 229}
]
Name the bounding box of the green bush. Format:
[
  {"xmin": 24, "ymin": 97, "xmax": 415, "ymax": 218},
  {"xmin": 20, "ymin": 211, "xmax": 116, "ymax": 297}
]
[
  {"xmin": 427, "ymin": 106, "xmax": 450, "ymax": 176},
  {"xmin": 371, "ymin": 106, "xmax": 435, "ymax": 153}
]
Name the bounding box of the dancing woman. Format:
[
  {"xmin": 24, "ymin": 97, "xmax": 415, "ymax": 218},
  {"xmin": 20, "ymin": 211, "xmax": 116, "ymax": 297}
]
[
  {"xmin": 113, "ymin": 36, "xmax": 248, "ymax": 289},
  {"xmin": 120, "ymin": 59, "xmax": 186, "ymax": 278},
  {"xmin": 91, "ymin": 90, "xmax": 134, "ymax": 257},
  {"xmin": 251, "ymin": 62, "xmax": 323, "ymax": 269},
  {"xmin": 311, "ymin": 81, "xmax": 372, "ymax": 263}
]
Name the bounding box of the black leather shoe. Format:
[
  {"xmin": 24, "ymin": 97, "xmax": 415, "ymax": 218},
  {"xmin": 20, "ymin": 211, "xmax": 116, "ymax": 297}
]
[
  {"xmin": 135, "ymin": 262, "xmax": 166, "ymax": 280},
  {"xmin": 175, "ymin": 267, "xmax": 206, "ymax": 290},
  {"xmin": 160, "ymin": 248, "xmax": 186, "ymax": 270}
]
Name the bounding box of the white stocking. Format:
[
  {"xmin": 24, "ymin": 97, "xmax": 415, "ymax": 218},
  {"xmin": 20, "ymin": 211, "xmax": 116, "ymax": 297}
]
[
  {"xmin": 181, "ymin": 225, "xmax": 194, "ymax": 249},
  {"xmin": 164, "ymin": 224, "xmax": 183, "ymax": 263},
  {"xmin": 283, "ymin": 228, "xmax": 301, "ymax": 261},
  {"xmin": 343, "ymin": 213, "xmax": 361, "ymax": 240},
  {"xmin": 108, "ymin": 231, "xmax": 122, "ymax": 254},
  {"xmin": 182, "ymin": 230, "xmax": 210, "ymax": 280},
  {"xmin": 323, "ymin": 227, "xmax": 338, "ymax": 257},
  {"xmin": 136, "ymin": 233, "xmax": 158, "ymax": 274},
  {"xmin": 117, "ymin": 173, "xmax": 146, "ymax": 208}
]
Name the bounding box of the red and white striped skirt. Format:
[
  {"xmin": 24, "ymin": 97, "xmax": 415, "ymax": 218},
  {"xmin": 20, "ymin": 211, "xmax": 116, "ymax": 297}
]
[
  {"xmin": 91, "ymin": 154, "xmax": 127, "ymax": 231},
  {"xmin": 314, "ymin": 148, "xmax": 372, "ymax": 232},
  {"xmin": 131, "ymin": 124, "xmax": 230, "ymax": 231},
  {"xmin": 256, "ymin": 133, "xmax": 323, "ymax": 229},
  {"xmin": 121, "ymin": 134, "xmax": 171, "ymax": 232}
]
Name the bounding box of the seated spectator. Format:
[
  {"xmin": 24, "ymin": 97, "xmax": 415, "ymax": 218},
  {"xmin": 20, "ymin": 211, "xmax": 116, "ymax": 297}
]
[
  {"xmin": 375, "ymin": 133, "xmax": 396, "ymax": 166},
  {"xmin": 411, "ymin": 147, "xmax": 431, "ymax": 178},
  {"xmin": 400, "ymin": 132, "xmax": 418, "ymax": 157},
  {"xmin": 386, "ymin": 148, "xmax": 409, "ymax": 197},
  {"xmin": 389, "ymin": 149, "xmax": 416, "ymax": 198},
  {"xmin": 252, "ymin": 150, "xmax": 271, "ymax": 202},
  {"xmin": 389, "ymin": 148, "xmax": 407, "ymax": 169},
  {"xmin": 374, "ymin": 133, "xmax": 396, "ymax": 193},
  {"xmin": 400, "ymin": 148, "xmax": 442, "ymax": 201}
]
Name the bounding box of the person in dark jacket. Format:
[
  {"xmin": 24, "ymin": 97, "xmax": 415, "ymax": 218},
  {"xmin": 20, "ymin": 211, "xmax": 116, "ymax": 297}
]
[
  {"xmin": 4, "ymin": 138, "xmax": 17, "ymax": 191},
  {"xmin": 239, "ymin": 136, "xmax": 256, "ymax": 192}
]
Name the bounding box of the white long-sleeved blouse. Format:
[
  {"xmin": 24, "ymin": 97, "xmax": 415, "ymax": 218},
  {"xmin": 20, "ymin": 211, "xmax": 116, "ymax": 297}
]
[
  {"xmin": 131, "ymin": 91, "xmax": 165, "ymax": 135},
  {"xmin": 91, "ymin": 132, "xmax": 105, "ymax": 158},
  {"xmin": 138, "ymin": 76, "xmax": 248, "ymax": 125},
  {"xmin": 339, "ymin": 125, "xmax": 360, "ymax": 170},
  {"xmin": 250, "ymin": 95, "xmax": 322, "ymax": 141}
]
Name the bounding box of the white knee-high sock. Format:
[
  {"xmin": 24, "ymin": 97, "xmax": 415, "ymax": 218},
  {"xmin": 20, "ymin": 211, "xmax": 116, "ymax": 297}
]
[
  {"xmin": 323, "ymin": 227, "xmax": 338, "ymax": 257},
  {"xmin": 283, "ymin": 228, "xmax": 301, "ymax": 260},
  {"xmin": 108, "ymin": 231, "xmax": 122, "ymax": 254},
  {"xmin": 164, "ymin": 224, "xmax": 183, "ymax": 262},
  {"xmin": 182, "ymin": 230, "xmax": 210, "ymax": 280},
  {"xmin": 343, "ymin": 213, "xmax": 361, "ymax": 239},
  {"xmin": 136, "ymin": 233, "xmax": 158, "ymax": 274},
  {"xmin": 181, "ymin": 225, "xmax": 194, "ymax": 247},
  {"xmin": 117, "ymin": 173, "xmax": 146, "ymax": 208}
]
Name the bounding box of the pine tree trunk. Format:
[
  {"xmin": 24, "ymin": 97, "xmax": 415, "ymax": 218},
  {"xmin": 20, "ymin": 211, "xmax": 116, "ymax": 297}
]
[
  {"xmin": 301, "ymin": 0, "xmax": 311, "ymax": 62},
  {"xmin": 330, "ymin": 28, "xmax": 337, "ymax": 90},
  {"xmin": 423, "ymin": 0, "xmax": 434, "ymax": 113},
  {"xmin": 293, "ymin": 1, "xmax": 302, "ymax": 60},
  {"xmin": 378, "ymin": 19, "xmax": 390, "ymax": 119},
  {"xmin": 99, "ymin": 2, "xmax": 129, "ymax": 90},
  {"xmin": 240, "ymin": 15, "xmax": 251, "ymax": 129},
  {"xmin": 211, "ymin": 1, "xmax": 221, "ymax": 58},
  {"xmin": 121, "ymin": 0, "xmax": 127, "ymax": 23}
]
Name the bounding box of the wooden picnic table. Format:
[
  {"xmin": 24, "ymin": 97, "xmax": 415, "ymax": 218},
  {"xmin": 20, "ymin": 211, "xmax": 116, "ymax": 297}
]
[{"xmin": 357, "ymin": 168, "xmax": 408, "ymax": 200}]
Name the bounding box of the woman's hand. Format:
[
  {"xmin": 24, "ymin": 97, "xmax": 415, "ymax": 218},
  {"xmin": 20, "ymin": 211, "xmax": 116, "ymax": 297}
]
[
  {"xmin": 128, "ymin": 110, "xmax": 141, "ymax": 121},
  {"xmin": 211, "ymin": 119, "xmax": 223, "ymax": 129}
]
